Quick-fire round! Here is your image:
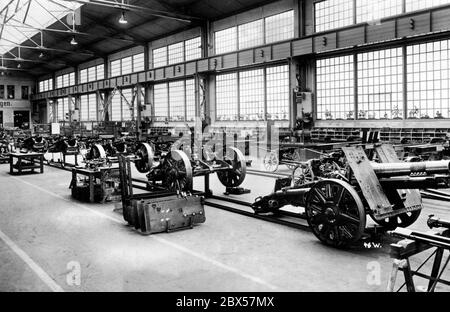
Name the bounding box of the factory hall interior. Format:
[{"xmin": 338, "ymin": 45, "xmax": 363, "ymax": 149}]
[{"xmin": 3, "ymin": 0, "xmax": 450, "ymax": 294}]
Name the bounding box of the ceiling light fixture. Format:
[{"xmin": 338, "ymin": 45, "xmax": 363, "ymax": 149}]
[
  {"xmin": 17, "ymin": 63, "xmax": 21, "ymax": 69},
  {"xmin": 119, "ymin": 11, "xmax": 128, "ymax": 24},
  {"xmin": 70, "ymin": 37, "xmax": 78, "ymax": 45},
  {"xmin": 39, "ymin": 53, "xmax": 44, "ymax": 58}
]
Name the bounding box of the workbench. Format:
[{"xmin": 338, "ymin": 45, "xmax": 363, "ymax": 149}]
[
  {"xmin": 9, "ymin": 152, "xmax": 44, "ymax": 175},
  {"xmin": 70, "ymin": 166, "xmax": 121, "ymax": 203}
]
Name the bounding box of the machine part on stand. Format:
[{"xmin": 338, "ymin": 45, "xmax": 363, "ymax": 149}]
[
  {"xmin": 88, "ymin": 144, "xmax": 107, "ymax": 160},
  {"xmin": 161, "ymin": 149, "xmax": 193, "ymax": 193},
  {"xmin": 135, "ymin": 143, "xmax": 155, "ymax": 173},
  {"xmin": 216, "ymin": 147, "xmax": 247, "ymax": 188}
]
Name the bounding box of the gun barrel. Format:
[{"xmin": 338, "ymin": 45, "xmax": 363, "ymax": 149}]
[{"xmin": 371, "ymin": 160, "xmax": 450, "ymax": 177}]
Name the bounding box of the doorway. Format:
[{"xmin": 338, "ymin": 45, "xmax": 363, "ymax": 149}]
[{"xmin": 14, "ymin": 110, "xmax": 30, "ymax": 129}]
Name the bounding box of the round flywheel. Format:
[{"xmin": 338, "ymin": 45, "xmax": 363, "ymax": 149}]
[
  {"xmin": 217, "ymin": 147, "xmax": 247, "ymax": 188},
  {"xmin": 305, "ymin": 179, "xmax": 366, "ymax": 248},
  {"xmin": 263, "ymin": 151, "xmax": 279, "ymax": 172},
  {"xmin": 134, "ymin": 143, "xmax": 155, "ymax": 173},
  {"xmin": 161, "ymin": 150, "xmax": 193, "ymax": 192}
]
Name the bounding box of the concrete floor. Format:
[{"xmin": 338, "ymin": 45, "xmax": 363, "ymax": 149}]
[{"xmin": 1, "ymin": 158, "xmax": 450, "ymax": 292}]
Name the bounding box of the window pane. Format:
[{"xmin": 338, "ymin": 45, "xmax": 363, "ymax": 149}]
[
  {"xmin": 133, "ymin": 53, "xmax": 145, "ymax": 72},
  {"xmin": 111, "ymin": 92, "xmax": 122, "ymax": 121},
  {"xmin": 97, "ymin": 64, "xmax": 105, "ymax": 80},
  {"xmin": 216, "ymin": 73, "xmax": 238, "ymax": 121},
  {"xmin": 407, "ymin": 39, "xmax": 450, "ymax": 118},
  {"xmin": 154, "ymin": 83, "xmax": 168, "ymax": 121},
  {"xmin": 153, "ymin": 46, "xmax": 167, "ymax": 68},
  {"xmin": 215, "ymin": 27, "xmax": 237, "ymax": 54},
  {"xmin": 88, "ymin": 67, "xmax": 96, "ymax": 82},
  {"xmin": 88, "ymin": 93, "xmax": 97, "ymax": 121},
  {"xmin": 80, "ymin": 95, "xmax": 89, "ymax": 121},
  {"xmin": 406, "ymin": 0, "xmax": 450, "ymax": 12},
  {"xmin": 121, "ymin": 88, "xmax": 133, "ymax": 120},
  {"xmin": 80, "ymin": 69, "xmax": 88, "ymax": 83},
  {"xmin": 122, "ymin": 56, "xmax": 132, "ymax": 75},
  {"xmin": 356, "ymin": 0, "xmax": 402, "ymax": 23},
  {"xmin": 169, "ymin": 81, "xmax": 185, "ymax": 121},
  {"xmin": 358, "ymin": 48, "xmax": 404, "ymax": 119},
  {"xmin": 239, "ymin": 19, "xmax": 263, "ymax": 49},
  {"xmin": 316, "ymin": 55, "xmax": 355, "ymax": 120},
  {"xmin": 168, "ymin": 42, "xmax": 184, "ymax": 65},
  {"xmin": 266, "ymin": 65, "xmax": 289, "ymax": 120},
  {"xmin": 111, "ymin": 60, "xmax": 121, "ymax": 77},
  {"xmin": 265, "ymin": 10, "xmax": 294, "ymax": 44},
  {"xmin": 239, "ymin": 69, "xmax": 264, "ymax": 121},
  {"xmin": 315, "ymin": 0, "xmax": 353, "ymax": 32},
  {"xmin": 185, "ymin": 37, "xmax": 202, "ymax": 61},
  {"xmin": 185, "ymin": 79, "xmax": 196, "ymax": 121}
]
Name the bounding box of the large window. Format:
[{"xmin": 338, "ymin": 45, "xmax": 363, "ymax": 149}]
[
  {"xmin": 80, "ymin": 64, "xmax": 104, "ymax": 83},
  {"xmin": 215, "ymin": 27, "xmax": 238, "ymax": 54},
  {"xmin": 80, "ymin": 94, "xmax": 97, "ymax": 121},
  {"xmin": 406, "ymin": 0, "xmax": 450, "ymax": 12},
  {"xmin": 39, "ymin": 78, "xmax": 53, "ymax": 92},
  {"xmin": 153, "ymin": 46, "xmax": 167, "ymax": 68},
  {"xmin": 265, "ymin": 10, "xmax": 295, "ymax": 44},
  {"xmin": 110, "ymin": 53, "xmax": 143, "ymax": 77},
  {"xmin": 407, "ymin": 40, "xmax": 450, "ymax": 118},
  {"xmin": 56, "ymin": 72, "xmax": 75, "ymax": 88},
  {"xmin": 315, "ymin": 0, "xmax": 353, "ymax": 32},
  {"xmin": 185, "ymin": 37, "xmax": 202, "ymax": 61},
  {"xmin": 169, "ymin": 81, "xmax": 185, "ymax": 121},
  {"xmin": 168, "ymin": 42, "xmax": 184, "ymax": 65},
  {"xmin": 57, "ymin": 98, "xmax": 70, "ymax": 121},
  {"xmin": 216, "ymin": 73, "xmax": 238, "ymax": 121},
  {"xmin": 356, "ymin": 0, "xmax": 402, "ymax": 23},
  {"xmin": 239, "ymin": 69, "xmax": 265, "ymax": 120},
  {"xmin": 316, "ymin": 55, "xmax": 355, "ymax": 120},
  {"xmin": 266, "ymin": 65, "xmax": 289, "ymax": 120},
  {"xmin": 7, "ymin": 85, "xmax": 15, "ymax": 99},
  {"xmin": 153, "ymin": 83, "xmax": 169, "ymax": 122},
  {"xmin": 215, "ymin": 65, "xmax": 289, "ymax": 121},
  {"xmin": 358, "ymin": 48, "xmax": 404, "ymax": 119},
  {"xmin": 238, "ymin": 20, "xmax": 263, "ymax": 50},
  {"xmin": 153, "ymin": 80, "xmax": 196, "ymax": 122}
]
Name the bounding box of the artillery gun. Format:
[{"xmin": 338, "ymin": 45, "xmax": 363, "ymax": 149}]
[{"xmin": 252, "ymin": 144, "xmax": 450, "ymax": 248}]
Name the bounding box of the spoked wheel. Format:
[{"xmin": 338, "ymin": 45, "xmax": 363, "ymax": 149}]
[
  {"xmin": 371, "ymin": 210, "xmax": 421, "ymax": 230},
  {"xmin": 217, "ymin": 147, "xmax": 247, "ymax": 188},
  {"xmin": 134, "ymin": 143, "xmax": 155, "ymax": 173},
  {"xmin": 292, "ymin": 163, "xmax": 314, "ymax": 186},
  {"xmin": 162, "ymin": 150, "xmax": 193, "ymax": 193},
  {"xmin": 263, "ymin": 151, "xmax": 279, "ymax": 172},
  {"xmin": 305, "ymin": 179, "xmax": 366, "ymax": 248}
]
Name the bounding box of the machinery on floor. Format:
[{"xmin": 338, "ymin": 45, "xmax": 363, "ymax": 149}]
[
  {"xmin": 252, "ymin": 144, "xmax": 450, "ymax": 248},
  {"xmin": 388, "ymin": 215, "xmax": 450, "ymax": 292}
]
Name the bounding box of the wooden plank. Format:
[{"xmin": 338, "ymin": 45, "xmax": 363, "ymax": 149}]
[
  {"xmin": 254, "ymin": 46, "xmax": 272, "ymax": 63},
  {"xmin": 342, "ymin": 146, "xmax": 393, "ymax": 218},
  {"xmin": 314, "ymin": 33, "xmax": 337, "ymax": 52},
  {"xmin": 292, "ymin": 38, "xmax": 313, "ymax": 56},
  {"xmin": 174, "ymin": 64, "xmax": 185, "ymax": 77},
  {"xmin": 272, "ymin": 42, "xmax": 291, "ymax": 59},
  {"xmin": 209, "ymin": 56, "xmax": 223, "ymax": 70},
  {"xmin": 185, "ymin": 62, "xmax": 197, "ymax": 75},
  {"xmin": 238, "ymin": 50, "xmax": 254, "ymax": 66},
  {"xmin": 432, "ymin": 8, "xmax": 450, "ymax": 32},
  {"xmin": 222, "ymin": 53, "xmax": 238, "ymax": 69},
  {"xmin": 366, "ymin": 20, "xmax": 396, "ymax": 43}
]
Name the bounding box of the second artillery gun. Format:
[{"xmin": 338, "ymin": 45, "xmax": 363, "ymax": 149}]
[{"xmin": 252, "ymin": 144, "xmax": 450, "ymax": 248}]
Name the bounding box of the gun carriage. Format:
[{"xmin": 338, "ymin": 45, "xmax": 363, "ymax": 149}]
[{"xmin": 253, "ymin": 144, "xmax": 450, "ymax": 248}]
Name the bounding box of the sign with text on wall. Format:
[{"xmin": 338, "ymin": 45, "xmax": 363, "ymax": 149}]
[
  {"xmin": 0, "ymin": 101, "xmax": 31, "ymax": 108},
  {"xmin": 0, "ymin": 101, "xmax": 12, "ymax": 108}
]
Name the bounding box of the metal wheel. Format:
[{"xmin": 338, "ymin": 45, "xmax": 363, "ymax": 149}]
[
  {"xmin": 292, "ymin": 163, "xmax": 314, "ymax": 186},
  {"xmin": 134, "ymin": 143, "xmax": 154, "ymax": 173},
  {"xmin": 305, "ymin": 179, "xmax": 366, "ymax": 248},
  {"xmin": 371, "ymin": 210, "xmax": 421, "ymax": 230},
  {"xmin": 263, "ymin": 151, "xmax": 279, "ymax": 172},
  {"xmin": 89, "ymin": 144, "xmax": 106, "ymax": 159},
  {"xmin": 217, "ymin": 147, "xmax": 247, "ymax": 188},
  {"xmin": 162, "ymin": 150, "xmax": 193, "ymax": 192}
]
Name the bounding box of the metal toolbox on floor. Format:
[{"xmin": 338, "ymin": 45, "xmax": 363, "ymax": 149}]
[{"xmin": 124, "ymin": 195, "xmax": 205, "ymax": 234}]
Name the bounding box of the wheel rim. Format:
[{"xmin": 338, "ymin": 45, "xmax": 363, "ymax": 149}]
[
  {"xmin": 134, "ymin": 143, "xmax": 154, "ymax": 173},
  {"xmin": 292, "ymin": 164, "xmax": 314, "ymax": 186},
  {"xmin": 371, "ymin": 210, "xmax": 421, "ymax": 230},
  {"xmin": 305, "ymin": 179, "xmax": 366, "ymax": 248},
  {"xmin": 162, "ymin": 150, "xmax": 193, "ymax": 192},
  {"xmin": 263, "ymin": 151, "xmax": 279, "ymax": 172},
  {"xmin": 217, "ymin": 147, "xmax": 247, "ymax": 187}
]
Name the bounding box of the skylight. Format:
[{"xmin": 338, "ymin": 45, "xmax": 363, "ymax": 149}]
[{"xmin": 0, "ymin": 0, "xmax": 83, "ymax": 56}]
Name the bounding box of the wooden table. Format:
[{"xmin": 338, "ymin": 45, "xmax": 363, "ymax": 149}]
[
  {"xmin": 9, "ymin": 152, "xmax": 44, "ymax": 175},
  {"xmin": 70, "ymin": 166, "xmax": 120, "ymax": 203}
]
